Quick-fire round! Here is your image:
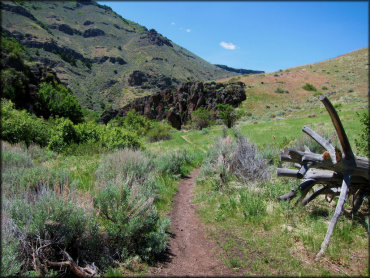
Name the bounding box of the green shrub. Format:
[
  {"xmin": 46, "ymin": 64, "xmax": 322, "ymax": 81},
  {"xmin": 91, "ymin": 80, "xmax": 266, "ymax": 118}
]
[
  {"xmin": 191, "ymin": 107, "xmax": 213, "ymax": 130},
  {"xmin": 1, "ymin": 99, "xmax": 50, "ymax": 147},
  {"xmin": 9, "ymin": 189, "xmax": 86, "ymax": 246},
  {"xmin": 155, "ymin": 150, "xmax": 193, "ymax": 177},
  {"xmin": 302, "ymin": 83, "xmax": 317, "ymax": 91},
  {"xmin": 48, "ymin": 117, "xmax": 79, "ymax": 152},
  {"xmin": 96, "ymin": 149, "xmax": 154, "ymax": 184},
  {"xmin": 75, "ymin": 121, "xmax": 102, "ymax": 143},
  {"xmin": 322, "ymin": 86, "xmax": 328, "ymax": 90},
  {"xmin": 146, "ymin": 122, "xmax": 172, "ymax": 142},
  {"xmin": 355, "ymin": 112, "xmax": 369, "ymax": 157},
  {"xmin": 199, "ymin": 133, "xmax": 270, "ymax": 190},
  {"xmin": 216, "ymin": 104, "xmax": 242, "ymax": 128},
  {"xmin": 109, "ymin": 110, "xmax": 152, "ymax": 136},
  {"xmin": 274, "ymin": 87, "xmax": 289, "ymax": 94},
  {"xmin": 35, "ymin": 82, "xmax": 83, "ymax": 124},
  {"xmin": 4, "ymin": 188, "xmax": 99, "ymax": 274},
  {"xmin": 94, "ymin": 150, "xmax": 170, "ymax": 261},
  {"xmin": 101, "ymin": 127, "xmax": 143, "ymax": 150},
  {"xmin": 94, "ymin": 181, "xmax": 170, "ymax": 261}
]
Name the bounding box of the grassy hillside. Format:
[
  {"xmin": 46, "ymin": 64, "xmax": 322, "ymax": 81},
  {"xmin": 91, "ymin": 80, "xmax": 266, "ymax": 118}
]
[
  {"xmin": 218, "ymin": 48, "xmax": 368, "ymax": 121},
  {"xmin": 1, "ymin": 0, "xmax": 238, "ymax": 110}
]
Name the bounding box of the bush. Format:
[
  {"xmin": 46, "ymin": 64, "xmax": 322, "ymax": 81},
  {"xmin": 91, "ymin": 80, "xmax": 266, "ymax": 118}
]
[
  {"xmin": 48, "ymin": 117, "xmax": 79, "ymax": 152},
  {"xmin": 302, "ymin": 83, "xmax": 317, "ymax": 91},
  {"xmin": 322, "ymin": 86, "xmax": 328, "ymax": 90},
  {"xmin": 155, "ymin": 150, "xmax": 193, "ymax": 177},
  {"xmin": 1, "ymin": 99, "xmax": 50, "ymax": 147},
  {"xmin": 109, "ymin": 110, "xmax": 152, "ymax": 136},
  {"xmin": 191, "ymin": 107, "xmax": 213, "ymax": 130},
  {"xmin": 146, "ymin": 121, "xmax": 172, "ymax": 142},
  {"xmin": 216, "ymin": 104, "xmax": 242, "ymax": 128},
  {"xmin": 199, "ymin": 133, "xmax": 270, "ymax": 190},
  {"xmin": 35, "ymin": 82, "xmax": 83, "ymax": 124},
  {"xmin": 96, "ymin": 149, "xmax": 154, "ymax": 185},
  {"xmin": 94, "ymin": 149, "xmax": 170, "ymax": 261},
  {"xmin": 274, "ymin": 87, "xmax": 289, "ymax": 94},
  {"xmin": 93, "ymin": 181, "xmax": 170, "ymax": 261},
  {"xmin": 355, "ymin": 112, "xmax": 369, "ymax": 157},
  {"xmin": 101, "ymin": 127, "xmax": 143, "ymax": 150}
]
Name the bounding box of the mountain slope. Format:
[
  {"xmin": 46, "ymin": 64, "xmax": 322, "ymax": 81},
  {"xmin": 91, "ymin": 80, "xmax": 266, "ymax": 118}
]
[
  {"xmin": 218, "ymin": 47, "xmax": 368, "ymax": 120},
  {"xmin": 1, "ymin": 0, "xmax": 239, "ymax": 110}
]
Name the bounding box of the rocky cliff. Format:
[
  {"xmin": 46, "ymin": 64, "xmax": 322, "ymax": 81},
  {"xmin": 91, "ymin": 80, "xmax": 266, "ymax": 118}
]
[{"xmin": 100, "ymin": 81, "xmax": 246, "ymax": 129}]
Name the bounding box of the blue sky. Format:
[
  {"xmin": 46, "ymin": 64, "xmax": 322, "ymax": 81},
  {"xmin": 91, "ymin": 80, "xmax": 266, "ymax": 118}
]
[{"xmin": 98, "ymin": 1, "xmax": 368, "ymax": 73}]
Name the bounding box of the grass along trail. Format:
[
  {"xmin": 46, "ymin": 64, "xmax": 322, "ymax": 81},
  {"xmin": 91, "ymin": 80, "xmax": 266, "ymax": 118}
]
[
  {"xmin": 148, "ymin": 168, "xmax": 234, "ymax": 276},
  {"xmin": 181, "ymin": 135, "xmax": 207, "ymax": 153}
]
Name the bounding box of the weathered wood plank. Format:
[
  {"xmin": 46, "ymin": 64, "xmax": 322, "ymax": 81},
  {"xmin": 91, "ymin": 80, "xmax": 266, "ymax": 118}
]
[
  {"xmin": 319, "ymin": 96, "xmax": 355, "ymax": 161},
  {"xmin": 302, "ymin": 125, "xmax": 337, "ymax": 164},
  {"xmin": 316, "ymin": 174, "xmax": 351, "ymax": 259}
]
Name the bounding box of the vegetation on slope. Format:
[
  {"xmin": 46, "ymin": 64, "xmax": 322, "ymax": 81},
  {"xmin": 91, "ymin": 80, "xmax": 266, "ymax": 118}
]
[{"xmin": 1, "ymin": 0, "xmax": 239, "ymax": 110}]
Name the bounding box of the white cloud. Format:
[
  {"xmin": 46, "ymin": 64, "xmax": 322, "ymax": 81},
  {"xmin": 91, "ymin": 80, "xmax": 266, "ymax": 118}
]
[
  {"xmin": 171, "ymin": 22, "xmax": 175, "ymax": 25},
  {"xmin": 220, "ymin": 41, "xmax": 237, "ymax": 50},
  {"xmin": 186, "ymin": 28, "xmax": 191, "ymax": 33}
]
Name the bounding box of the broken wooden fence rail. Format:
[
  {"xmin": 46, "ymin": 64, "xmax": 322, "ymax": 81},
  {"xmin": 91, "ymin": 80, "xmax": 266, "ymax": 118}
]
[{"xmin": 276, "ymin": 96, "xmax": 369, "ymax": 259}]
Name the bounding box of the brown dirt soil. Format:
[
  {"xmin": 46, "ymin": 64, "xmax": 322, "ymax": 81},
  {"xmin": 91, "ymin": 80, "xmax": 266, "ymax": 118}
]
[{"xmin": 147, "ymin": 168, "xmax": 236, "ymax": 277}]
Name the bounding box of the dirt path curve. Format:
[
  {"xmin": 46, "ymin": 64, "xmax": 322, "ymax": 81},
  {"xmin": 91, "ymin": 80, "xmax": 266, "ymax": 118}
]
[
  {"xmin": 181, "ymin": 135, "xmax": 207, "ymax": 153},
  {"xmin": 147, "ymin": 168, "xmax": 234, "ymax": 277}
]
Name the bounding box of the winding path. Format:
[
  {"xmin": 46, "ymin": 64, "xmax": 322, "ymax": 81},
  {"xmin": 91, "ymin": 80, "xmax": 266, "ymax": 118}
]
[{"xmin": 148, "ymin": 168, "xmax": 233, "ymax": 276}]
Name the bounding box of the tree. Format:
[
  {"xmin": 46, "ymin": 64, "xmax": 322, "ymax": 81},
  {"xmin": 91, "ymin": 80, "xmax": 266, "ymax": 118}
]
[
  {"xmin": 216, "ymin": 104, "xmax": 242, "ymax": 128},
  {"xmin": 191, "ymin": 107, "xmax": 212, "ymax": 130},
  {"xmin": 35, "ymin": 82, "xmax": 83, "ymax": 123}
]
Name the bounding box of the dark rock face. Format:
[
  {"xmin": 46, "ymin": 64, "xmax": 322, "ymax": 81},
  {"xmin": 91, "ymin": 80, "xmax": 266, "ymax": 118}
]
[
  {"xmin": 141, "ymin": 29, "xmax": 173, "ymax": 47},
  {"xmin": 100, "ymin": 81, "xmax": 246, "ymax": 129},
  {"xmin": 83, "ymin": 20, "xmax": 94, "ymax": 26},
  {"xmin": 83, "ymin": 28, "xmax": 105, "ymax": 38},
  {"xmin": 109, "ymin": 57, "xmax": 126, "ymax": 65},
  {"xmin": 128, "ymin": 71, "xmax": 178, "ymax": 90},
  {"xmin": 58, "ymin": 24, "xmax": 79, "ymax": 35},
  {"xmin": 1, "ymin": 3, "xmax": 37, "ymax": 21},
  {"xmin": 128, "ymin": 71, "xmax": 148, "ymax": 86}
]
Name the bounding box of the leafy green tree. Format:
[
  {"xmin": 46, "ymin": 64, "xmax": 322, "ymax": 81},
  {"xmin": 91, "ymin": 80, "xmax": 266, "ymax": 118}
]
[
  {"xmin": 191, "ymin": 107, "xmax": 212, "ymax": 130},
  {"xmin": 216, "ymin": 104, "xmax": 242, "ymax": 128},
  {"xmin": 35, "ymin": 82, "xmax": 83, "ymax": 123}
]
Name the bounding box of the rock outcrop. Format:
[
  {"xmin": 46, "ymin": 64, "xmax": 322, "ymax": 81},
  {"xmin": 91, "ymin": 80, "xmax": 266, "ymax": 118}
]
[
  {"xmin": 140, "ymin": 29, "xmax": 173, "ymax": 47},
  {"xmin": 100, "ymin": 81, "xmax": 246, "ymax": 129}
]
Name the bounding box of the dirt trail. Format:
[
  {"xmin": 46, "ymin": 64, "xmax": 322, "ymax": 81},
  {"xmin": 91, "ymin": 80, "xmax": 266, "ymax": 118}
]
[
  {"xmin": 148, "ymin": 168, "xmax": 234, "ymax": 277},
  {"xmin": 181, "ymin": 135, "xmax": 207, "ymax": 153}
]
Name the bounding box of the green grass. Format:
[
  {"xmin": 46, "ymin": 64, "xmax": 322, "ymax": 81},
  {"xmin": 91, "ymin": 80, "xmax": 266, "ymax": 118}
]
[{"xmin": 149, "ymin": 106, "xmax": 365, "ymax": 155}]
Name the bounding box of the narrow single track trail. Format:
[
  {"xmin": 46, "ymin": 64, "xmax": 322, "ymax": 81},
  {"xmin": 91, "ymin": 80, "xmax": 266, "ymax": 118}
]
[{"xmin": 147, "ymin": 168, "xmax": 234, "ymax": 277}]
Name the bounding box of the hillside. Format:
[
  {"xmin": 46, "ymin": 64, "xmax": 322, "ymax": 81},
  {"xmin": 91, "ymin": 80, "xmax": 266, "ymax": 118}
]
[
  {"xmin": 1, "ymin": 0, "xmax": 240, "ymax": 110},
  {"xmin": 218, "ymin": 48, "xmax": 368, "ymax": 121}
]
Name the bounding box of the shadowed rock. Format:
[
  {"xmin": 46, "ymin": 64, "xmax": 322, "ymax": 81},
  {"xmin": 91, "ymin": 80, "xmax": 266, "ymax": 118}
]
[{"xmin": 100, "ymin": 81, "xmax": 246, "ymax": 129}]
